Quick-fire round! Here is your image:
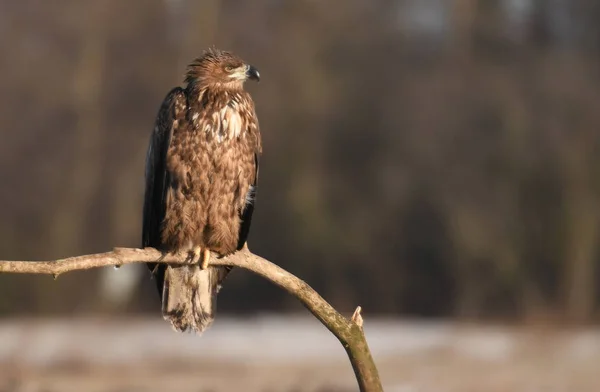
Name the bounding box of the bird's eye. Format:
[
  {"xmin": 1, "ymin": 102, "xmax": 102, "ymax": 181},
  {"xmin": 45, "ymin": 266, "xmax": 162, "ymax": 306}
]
[{"xmin": 225, "ymin": 65, "xmax": 234, "ymax": 72}]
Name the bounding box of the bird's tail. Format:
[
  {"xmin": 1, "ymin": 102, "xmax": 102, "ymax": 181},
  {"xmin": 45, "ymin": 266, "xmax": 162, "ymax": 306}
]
[{"xmin": 161, "ymin": 265, "xmax": 232, "ymax": 334}]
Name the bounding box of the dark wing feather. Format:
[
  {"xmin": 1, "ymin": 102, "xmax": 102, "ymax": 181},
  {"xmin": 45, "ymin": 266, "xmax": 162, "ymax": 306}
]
[
  {"xmin": 237, "ymin": 153, "xmax": 259, "ymax": 250},
  {"xmin": 142, "ymin": 87, "xmax": 186, "ymax": 295}
]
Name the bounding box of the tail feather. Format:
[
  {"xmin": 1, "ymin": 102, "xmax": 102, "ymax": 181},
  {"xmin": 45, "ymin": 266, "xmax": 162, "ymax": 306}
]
[{"xmin": 161, "ymin": 265, "xmax": 232, "ymax": 334}]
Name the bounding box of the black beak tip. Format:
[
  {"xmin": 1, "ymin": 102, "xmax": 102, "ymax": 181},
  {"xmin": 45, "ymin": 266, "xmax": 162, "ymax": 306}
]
[{"xmin": 247, "ymin": 65, "xmax": 260, "ymax": 82}]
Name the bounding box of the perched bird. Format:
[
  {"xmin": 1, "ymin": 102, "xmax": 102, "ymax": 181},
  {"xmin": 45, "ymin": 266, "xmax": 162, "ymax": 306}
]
[{"xmin": 142, "ymin": 48, "xmax": 261, "ymax": 333}]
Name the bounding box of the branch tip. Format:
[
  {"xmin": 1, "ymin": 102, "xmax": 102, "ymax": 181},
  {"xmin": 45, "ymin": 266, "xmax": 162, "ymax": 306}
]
[{"xmin": 351, "ymin": 305, "xmax": 364, "ymax": 327}]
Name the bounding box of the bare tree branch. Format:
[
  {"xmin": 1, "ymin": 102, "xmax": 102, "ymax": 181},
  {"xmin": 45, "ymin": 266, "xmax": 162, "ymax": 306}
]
[{"xmin": 0, "ymin": 247, "xmax": 383, "ymax": 392}]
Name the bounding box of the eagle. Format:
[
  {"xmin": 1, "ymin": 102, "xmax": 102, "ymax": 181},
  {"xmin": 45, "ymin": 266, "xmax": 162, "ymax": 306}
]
[{"xmin": 142, "ymin": 48, "xmax": 261, "ymax": 334}]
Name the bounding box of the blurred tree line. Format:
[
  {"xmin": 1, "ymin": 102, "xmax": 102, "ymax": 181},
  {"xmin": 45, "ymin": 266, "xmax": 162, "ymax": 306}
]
[{"xmin": 0, "ymin": 0, "xmax": 599, "ymax": 324}]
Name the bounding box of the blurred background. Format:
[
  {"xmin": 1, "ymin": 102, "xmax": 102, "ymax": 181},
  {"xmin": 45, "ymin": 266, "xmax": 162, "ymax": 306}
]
[{"xmin": 0, "ymin": 0, "xmax": 599, "ymax": 391}]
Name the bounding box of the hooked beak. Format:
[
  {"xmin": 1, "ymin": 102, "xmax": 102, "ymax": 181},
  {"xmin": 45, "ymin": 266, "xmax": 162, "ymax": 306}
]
[{"xmin": 246, "ymin": 65, "xmax": 260, "ymax": 82}]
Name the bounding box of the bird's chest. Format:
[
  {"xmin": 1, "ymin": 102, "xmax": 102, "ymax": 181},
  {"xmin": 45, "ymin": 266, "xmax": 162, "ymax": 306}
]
[
  {"xmin": 193, "ymin": 101, "xmax": 245, "ymax": 143},
  {"xmin": 165, "ymin": 106, "xmax": 252, "ymax": 197},
  {"xmin": 171, "ymin": 102, "xmax": 245, "ymax": 156}
]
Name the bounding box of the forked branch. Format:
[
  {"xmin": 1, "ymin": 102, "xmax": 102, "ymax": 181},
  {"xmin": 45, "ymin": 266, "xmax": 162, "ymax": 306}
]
[{"xmin": 0, "ymin": 247, "xmax": 383, "ymax": 392}]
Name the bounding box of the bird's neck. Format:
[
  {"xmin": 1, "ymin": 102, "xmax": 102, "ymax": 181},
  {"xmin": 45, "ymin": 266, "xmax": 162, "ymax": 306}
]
[{"xmin": 187, "ymin": 79, "xmax": 243, "ymax": 97}]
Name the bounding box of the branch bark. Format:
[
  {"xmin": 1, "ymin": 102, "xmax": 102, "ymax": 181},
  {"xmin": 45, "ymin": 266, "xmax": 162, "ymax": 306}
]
[{"xmin": 0, "ymin": 247, "xmax": 383, "ymax": 392}]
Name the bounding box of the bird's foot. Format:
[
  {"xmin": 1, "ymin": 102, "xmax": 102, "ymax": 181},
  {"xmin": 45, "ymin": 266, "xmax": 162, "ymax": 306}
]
[
  {"xmin": 201, "ymin": 248, "xmax": 210, "ymax": 270},
  {"xmin": 188, "ymin": 246, "xmax": 211, "ymax": 269},
  {"xmin": 189, "ymin": 246, "xmax": 202, "ymax": 265}
]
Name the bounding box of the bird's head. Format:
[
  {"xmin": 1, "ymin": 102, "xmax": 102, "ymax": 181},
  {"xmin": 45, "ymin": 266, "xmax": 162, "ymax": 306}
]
[{"xmin": 185, "ymin": 47, "xmax": 260, "ymax": 90}]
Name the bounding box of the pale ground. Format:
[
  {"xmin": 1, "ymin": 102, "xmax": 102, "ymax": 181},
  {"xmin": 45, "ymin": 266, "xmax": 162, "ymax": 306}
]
[{"xmin": 0, "ymin": 316, "xmax": 598, "ymax": 392}]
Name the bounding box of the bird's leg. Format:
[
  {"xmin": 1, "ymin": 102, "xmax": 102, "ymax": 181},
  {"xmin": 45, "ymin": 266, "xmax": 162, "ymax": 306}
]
[{"xmin": 200, "ymin": 248, "xmax": 210, "ymax": 270}]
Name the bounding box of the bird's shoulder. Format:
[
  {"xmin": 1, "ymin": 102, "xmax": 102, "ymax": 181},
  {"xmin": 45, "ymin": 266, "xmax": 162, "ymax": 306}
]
[{"xmin": 162, "ymin": 87, "xmax": 187, "ymax": 116}]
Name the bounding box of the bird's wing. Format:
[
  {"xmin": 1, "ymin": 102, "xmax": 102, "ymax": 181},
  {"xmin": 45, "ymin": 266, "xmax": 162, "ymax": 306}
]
[
  {"xmin": 142, "ymin": 87, "xmax": 186, "ymax": 293},
  {"xmin": 237, "ymin": 152, "xmax": 259, "ymax": 250}
]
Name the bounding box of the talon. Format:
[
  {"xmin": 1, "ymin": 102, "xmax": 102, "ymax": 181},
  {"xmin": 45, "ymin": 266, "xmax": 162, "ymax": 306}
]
[
  {"xmin": 201, "ymin": 248, "xmax": 210, "ymax": 270},
  {"xmin": 150, "ymin": 264, "xmax": 160, "ymax": 275}
]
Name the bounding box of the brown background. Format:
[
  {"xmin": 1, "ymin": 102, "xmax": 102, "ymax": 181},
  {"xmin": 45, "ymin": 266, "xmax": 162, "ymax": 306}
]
[{"xmin": 1, "ymin": 0, "xmax": 600, "ymax": 323}]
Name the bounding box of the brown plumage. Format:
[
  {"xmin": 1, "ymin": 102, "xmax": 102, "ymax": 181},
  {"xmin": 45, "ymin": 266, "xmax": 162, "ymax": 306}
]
[{"xmin": 142, "ymin": 48, "xmax": 261, "ymax": 333}]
